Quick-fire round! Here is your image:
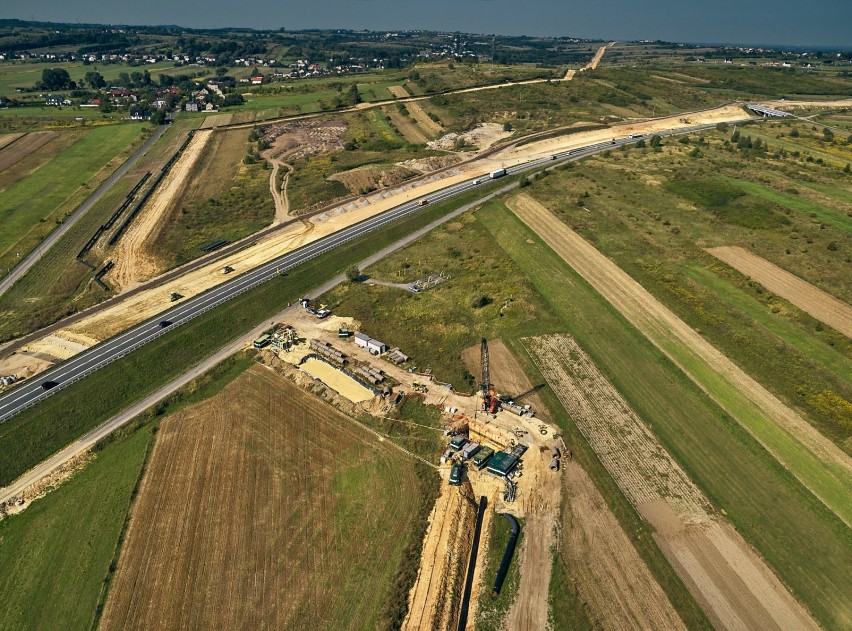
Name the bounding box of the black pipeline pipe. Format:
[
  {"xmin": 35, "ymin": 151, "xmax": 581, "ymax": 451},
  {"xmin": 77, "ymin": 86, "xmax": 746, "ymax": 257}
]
[
  {"xmin": 457, "ymin": 496, "xmax": 487, "ymax": 631},
  {"xmin": 492, "ymin": 513, "xmax": 520, "ymax": 598}
]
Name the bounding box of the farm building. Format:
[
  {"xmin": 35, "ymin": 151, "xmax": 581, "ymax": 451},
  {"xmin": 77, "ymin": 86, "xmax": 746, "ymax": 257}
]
[{"xmin": 486, "ymin": 452, "xmax": 519, "ymax": 477}]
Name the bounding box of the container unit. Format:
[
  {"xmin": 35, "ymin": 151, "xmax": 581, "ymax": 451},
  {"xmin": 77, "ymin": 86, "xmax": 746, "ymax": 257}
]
[
  {"xmin": 472, "ymin": 447, "xmax": 494, "ymax": 469},
  {"xmin": 461, "ymin": 442, "xmax": 481, "ymax": 460}
]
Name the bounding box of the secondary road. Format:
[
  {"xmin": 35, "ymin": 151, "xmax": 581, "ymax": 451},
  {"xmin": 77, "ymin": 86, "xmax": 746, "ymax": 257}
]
[
  {"xmin": 0, "ymin": 121, "xmax": 733, "ymax": 425},
  {"xmin": 0, "ymin": 124, "xmax": 169, "ymax": 298}
]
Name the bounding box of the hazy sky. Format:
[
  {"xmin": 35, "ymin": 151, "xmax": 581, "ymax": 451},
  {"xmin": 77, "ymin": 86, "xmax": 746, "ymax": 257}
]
[{"xmin": 6, "ymin": 0, "xmax": 851, "ymax": 48}]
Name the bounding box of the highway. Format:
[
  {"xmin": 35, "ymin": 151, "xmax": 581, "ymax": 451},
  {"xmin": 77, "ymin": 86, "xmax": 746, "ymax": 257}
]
[
  {"xmin": 0, "ymin": 121, "xmax": 735, "ymax": 424},
  {"xmin": 0, "ymin": 124, "xmax": 169, "ymax": 298}
]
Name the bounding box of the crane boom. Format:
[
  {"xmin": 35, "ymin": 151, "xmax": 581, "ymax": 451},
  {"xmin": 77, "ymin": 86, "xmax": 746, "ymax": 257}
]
[{"xmin": 481, "ymin": 337, "xmax": 490, "ymax": 397}]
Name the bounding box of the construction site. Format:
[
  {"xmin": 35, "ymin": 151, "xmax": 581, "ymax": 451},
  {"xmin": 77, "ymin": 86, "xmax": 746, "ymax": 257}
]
[{"xmin": 252, "ymin": 296, "xmax": 565, "ymax": 630}]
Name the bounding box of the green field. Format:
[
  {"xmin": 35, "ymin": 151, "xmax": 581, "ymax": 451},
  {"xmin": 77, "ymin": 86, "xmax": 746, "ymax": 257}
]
[
  {"xmin": 0, "ymin": 426, "xmax": 151, "ymax": 631},
  {"xmin": 148, "ymin": 128, "xmax": 273, "ymax": 268},
  {"xmin": 525, "ymin": 134, "xmax": 851, "ymax": 453},
  {"xmin": 322, "ymin": 212, "xmax": 563, "ymax": 391},
  {"xmin": 0, "ymin": 61, "xmax": 179, "ymax": 96},
  {"xmin": 475, "ymin": 514, "xmax": 524, "ymax": 631},
  {"xmin": 0, "ymin": 119, "xmax": 198, "ymax": 342},
  {"xmin": 480, "ymin": 200, "xmax": 851, "ymax": 630},
  {"xmin": 0, "ymin": 182, "xmax": 514, "ymax": 486},
  {"xmin": 0, "ymin": 123, "xmax": 145, "ymax": 276}
]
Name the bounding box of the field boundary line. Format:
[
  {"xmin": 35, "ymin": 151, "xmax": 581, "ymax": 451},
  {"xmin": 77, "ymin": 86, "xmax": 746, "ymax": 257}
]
[{"xmin": 507, "ymin": 193, "xmax": 852, "ymax": 527}]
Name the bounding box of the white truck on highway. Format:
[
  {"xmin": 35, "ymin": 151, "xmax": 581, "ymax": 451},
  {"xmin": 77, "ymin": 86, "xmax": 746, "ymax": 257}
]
[{"xmin": 490, "ymin": 168, "xmax": 507, "ymax": 179}]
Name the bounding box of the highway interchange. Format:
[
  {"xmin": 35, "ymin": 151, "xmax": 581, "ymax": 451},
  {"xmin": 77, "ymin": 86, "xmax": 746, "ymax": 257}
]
[{"xmin": 0, "ymin": 120, "xmax": 733, "ymax": 425}]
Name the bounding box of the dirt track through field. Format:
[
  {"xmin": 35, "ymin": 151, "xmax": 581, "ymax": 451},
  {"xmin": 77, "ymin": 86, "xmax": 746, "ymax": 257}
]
[
  {"xmin": 508, "ymin": 193, "xmax": 852, "ymax": 525},
  {"xmin": 527, "ymin": 334, "xmax": 819, "ymax": 631},
  {"xmin": 708, "ymin": 245, "xmax": 852, "ymax": 338},
  {"xmin": 384, "ymin": 105, "xmax": 430, "ymax": 145},
  {"xmin": 99, "ymin": 365, "xmax": 420, "ymax": 630},
  {"xmin": 388, "ymin": 85, "xmax": 442, "ymax": 137},
  {"xmin": 108, "ymin": 130, "xmax": 212, "ymax": 290},
  {"xmin": 561, "ymin": 460, "xmax": 688, "ymax": 631},
  {"xmin": 0, "ymin": 131, "xmax": 56, "ymax": 172}
]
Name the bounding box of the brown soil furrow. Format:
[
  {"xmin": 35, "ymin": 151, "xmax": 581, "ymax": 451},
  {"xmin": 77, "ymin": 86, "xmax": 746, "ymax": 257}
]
[
  {"xmin": 108, "ymin": 130, "xmax": 212, "ymax": 291},
  {"xmin": 562, "ymin": 461, "xmax": 688, "ymax": 631},
  {"xmin": 388, "ymin": 85, "xmax": 442, "ymax": 137},
  {"xmin": 508, "ymin": 194, "xmax": 852, "ymax": 515},
  {"xmin": 526, "ymin": 333, "xmax": 819, "ymax": 631},
  {"xmin": 0, "ymin": 131, "xmax": 56, "ymax": 172},
  {"xmin": 708, "ymin": 245, "xmax": 852, "ymax": 338},
  {"xmin": 99, "ymin": 364, "xmax": 420, "ymax": 630}
]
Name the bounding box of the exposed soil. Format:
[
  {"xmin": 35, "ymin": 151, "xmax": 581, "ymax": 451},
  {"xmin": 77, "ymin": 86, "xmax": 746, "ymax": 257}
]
[
  {"xmin": 384, "ymin": 105, "xmax": 430, "ymax": 145},
  {"xmin": 388, "ymin": 85, "xmax": 443, "ymax": 137},
  {"xmin": 402, "ymin": 483, "xmax": 477, "ymax": 631},
  {"xmin": 0, "ymin": 132, "xmax": 24, "ymax": 151},
  {"xmin": 397, "ymin": 154, "xmax": 462, "ymax": 173},
  {"xmin": 299, "ymin": 357, "xmax": 374, "ymax": 402},
  {"xmin": 508, "ymin": 193, "xmax": 852, "ymax": 522},
  {"xmin": 428, "ymin": 123, "xmax": 514, "ymax": 152},
  {"xmin": 259, "ymin": 118, "xmax": 347, "ymax": 162},
  {"xmin": 107, "ymin": 130, "xmax": 212, "ymax": 291},
  {"xmin": 0, "ymin": 131, "xmax": 56, "ymax": 173},
  {"xmin": 329, "ymin": 164, "xmax": 421, "ymax": 196},
  {"xmin": 708, "ymin": 245, "xmax": 852, "ymax": 338},
  {"xmin": 561, "ymin": 460, "xmax": 688, "ymax": 630},
  {"xmin": 99, "ymin": 364, "xmax": 422, "ymax": 631},
  {"xmin": 527, "ymin": 333, "xmax": 820, "ymax": 631}
]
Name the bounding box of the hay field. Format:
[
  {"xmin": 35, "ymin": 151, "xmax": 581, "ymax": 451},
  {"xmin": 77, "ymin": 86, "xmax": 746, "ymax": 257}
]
[{"xmin": 99, "ymin": 364, "xmax": 423, "ymax": 630}]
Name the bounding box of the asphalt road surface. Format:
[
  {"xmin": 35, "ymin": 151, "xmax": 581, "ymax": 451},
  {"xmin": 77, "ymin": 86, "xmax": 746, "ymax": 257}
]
[{"xmin": 0, "ymin": 122, "xmax": 730, "ymax": 425}]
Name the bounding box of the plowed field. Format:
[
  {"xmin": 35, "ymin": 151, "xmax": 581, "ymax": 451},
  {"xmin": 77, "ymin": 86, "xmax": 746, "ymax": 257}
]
[
  {"xmin": 508, "ymin": 193, "xmax": 852, "ymax": 526},
  {"xmin": 99, "ymin": 364, "xmax": 422, "ymax": 631},
  {"xmin": 708, "ymin": 245, "xmax": 852, "ymax": 338},
  {"xmin": 527, "ymin": 334, "xmax": 819, "ymax": 631}
]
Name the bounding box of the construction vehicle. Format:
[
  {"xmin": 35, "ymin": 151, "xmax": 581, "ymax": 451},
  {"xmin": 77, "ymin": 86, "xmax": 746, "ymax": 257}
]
[
  {"xmin": 481, "ymin": 338, "xmax": 500, "ymax": 414},
  {"xmin": 169, "ymin": 292, "xmax": 183, "ymax": 302},
  {"xmin": 222, "ymin": 265, "xmax": 235, "ymax": 274},
  {"xmin": 449, "ymin": 462, "xmax": 463, "ymax": 486}
]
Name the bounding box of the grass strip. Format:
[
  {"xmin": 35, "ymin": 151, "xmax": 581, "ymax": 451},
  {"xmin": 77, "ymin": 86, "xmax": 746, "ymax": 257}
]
[
  {"xmin": 481, "ymin": 200, "xmax": 852, "ymax": 630},
  {"xmin": 0, "ymin": 426, "xmax": 151, "ymax": 631},
  {"xmin": 0, "ymin": 180, "xmax": 514, "ymax": 486}
]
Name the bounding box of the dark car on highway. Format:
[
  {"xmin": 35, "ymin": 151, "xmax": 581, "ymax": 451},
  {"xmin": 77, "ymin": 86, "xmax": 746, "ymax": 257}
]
[{"xmin": 41, "ymin": 380, "xmax": 59, "ymax": 390}]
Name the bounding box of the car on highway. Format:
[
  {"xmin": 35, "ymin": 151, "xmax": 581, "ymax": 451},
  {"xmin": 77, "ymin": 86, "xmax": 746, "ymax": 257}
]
[
  {"xmin": 418, "ymin": 199, "xmax": 429, "ymax": 206},
  {"xmin": 41, "ymin": 380, "xmax": 59, "ymax": 391},
  {"xmin": 159, "ymin": 320, "xmax": 173, "ymax": 328},
  {"xmin": 473, "ymin": 178, "xmax": 482, "ymax": 185}
]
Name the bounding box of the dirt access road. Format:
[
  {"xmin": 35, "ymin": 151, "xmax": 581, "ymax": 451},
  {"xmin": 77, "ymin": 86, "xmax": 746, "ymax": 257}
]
[
  {"xmin": 528, "ymin": 334, "xmax": 819, "ymax": 631},
  {"xmin": 562, "ymin": 42, "xmax": 613, "ymax": 80},
  {"xmin": 108, "ymin": 130, "xmax": 212, "ymax": 291},
  {"xmin": 708, "ymin": 245, "xmax": 852, "ymax": 338},
  {"xmin": 461, "ymin": 340, "xmax": 560, "ymax": 630},
  {"xmin": 507, "ymin": 193, "xmax": 852, "ymax": 526}
]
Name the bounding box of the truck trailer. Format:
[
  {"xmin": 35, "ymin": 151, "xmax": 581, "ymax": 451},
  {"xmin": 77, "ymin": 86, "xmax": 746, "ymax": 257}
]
[{"xmin": 490, "ymin": 168, "xmax": 507, "ymax": 179}]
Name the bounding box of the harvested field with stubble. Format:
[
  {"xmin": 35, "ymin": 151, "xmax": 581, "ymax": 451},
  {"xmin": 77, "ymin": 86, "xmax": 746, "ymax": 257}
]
[
  {"xmin": 508, "ymin": 193, "xmax": 852, "ymax": 526},
  {"xmin": 527, "ymin": 334, "xmax": 820, "ymax": 631},
  {"xmin": 560, "ymin": 460, "xmax": 688, "ymax": 631},
  {"xmin": 99, "ymin": 364, "xmax": 424, "ymax": 631},
  {"xmin": 708, "ymin": 246, "xmax": 852, "ymax": 338},
  {"xmin": 0, "ymin": 131, "xmax": 55, "ymax": 172}
]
